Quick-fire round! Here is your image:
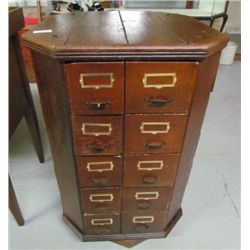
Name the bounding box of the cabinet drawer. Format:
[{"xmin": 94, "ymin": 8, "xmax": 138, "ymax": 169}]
[
  {"xmin": 122, "ymin": 212, "xmax": 167, "ymax": 234},
  {"xmin": 84, "ymin": 213, "xmax": 120, "ymax": 235},
  {"xmin": 125, "ymin": 62, "xmax": 198, "ymax": 113},
  {"xmin": 81, "ymin": 187, "xmax": 121, "ymax": 214},
  {"xmin": 72, "ymin": 115, "xmax": 123, "ymax": 155},
  {"xmin": 76, "ymin": 156, "xmax": 122, "ymax": 188},
  {"xmin": 122, "ymin": 187, "xmax": 171, "ymax": 213},
  {"xmin": 124, "ymin": 114, "xmax": 187, "ymax": 153},
  {"xmin": 65, "ymin": 62, "xmax": 124, "ymax": 114},
  {"xmin": 124, "ymin": 154, "xmax": 179, "ymax": 187}
]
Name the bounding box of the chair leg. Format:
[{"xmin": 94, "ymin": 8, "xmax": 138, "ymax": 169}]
[
  {"xmin": 220, "ymin": 14, "xmax": 228, "ymax": 32},
  {"xmin": 9, "ymin": 176, "xmax": 25, "ymax": 226},
  {"xmin": 25, "ymin": 107, "xmax": 44, "ymax": 163}
]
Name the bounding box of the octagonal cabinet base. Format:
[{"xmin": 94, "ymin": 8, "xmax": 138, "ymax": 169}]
[{"xmin": 63, "ymin": 208, "xmax": 183, "ymax": 247}]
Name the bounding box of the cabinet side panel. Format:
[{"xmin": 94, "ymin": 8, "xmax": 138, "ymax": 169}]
[
  {"xmin": 31, "ymin": 52, "xmax": 84, "ymax": 231},
  {"xmin": 166, "ymin": 52, "xmax": 221, "ymax": 224}
]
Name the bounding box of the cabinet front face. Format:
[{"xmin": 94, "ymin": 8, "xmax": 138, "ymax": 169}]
[
  {"xmin": 65, "ymin": 62, "xmax": 125, "ymax": 114},
  {"xmin": 125, "ymin": 62, "xmax": 198, "ymax": 114},
  {"xmin": 64, "ymin": 60, "xmax": 189, "ymax": 236}
]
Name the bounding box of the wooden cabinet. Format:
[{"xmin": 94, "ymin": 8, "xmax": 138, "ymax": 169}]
[{"xmin": 23, "ymin": 11, "xmax": 229, "ymax": 247}]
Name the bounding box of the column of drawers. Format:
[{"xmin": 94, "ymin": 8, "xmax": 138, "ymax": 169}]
[{"xmin": 64, "ymin": 61, "xmax": 198, "ymax": 235}]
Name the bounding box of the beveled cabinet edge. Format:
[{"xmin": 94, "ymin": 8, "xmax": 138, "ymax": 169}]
[
  {"xmin": 30, "ymin": 51, "xmax": 85, "ymax": 232},
  {"xmin": 165, "ymin": 51, "xmax": 222, "ymax": 225}
]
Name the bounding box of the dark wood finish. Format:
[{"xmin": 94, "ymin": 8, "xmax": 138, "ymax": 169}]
[
  {"xmin": 65, "ymin": 62, "xmax": 124, "ymax": 114},
  {"xmin": 63, "ymin": 208, "xmax": 182, "ymax": 242},
  {"xmin": 122, "ymin": 187, "xmax": 171, "ymax": 213},
  {"xmin": 23, "ymin": 11, "xmax": 229, "ymax": 246},
  {"xmin": 22, "ymin": 11, "xmax": 229, "ymax": 59},
  {"xmin": 72, "ymin": 115, "xmax": 123, "ymax": 155},
  {"xmin": 185, "ymin": 0, "xmax": 195, "ymax": 9},
  {"xmin": 166, "ymin": 51, "xmax": 222, "ymax": 226},
  {"xmin": 9, "ymin": 176, "xmax": 24, "ymax": 226},
  {"xmin": 76, "ymin": 155, "xmax": 122, "ymax": 188},
  {"xmin": 124, "ymin": 114, "xmax": 187, "ymax": 153},
  {"xmin": 9, "ymin": 7, "xmax": 44, "ymax": 162},
  {"xmin": 9, "ymin": 7, "xmax": 44, "ymax": 227},
  {"xmin": 126, "ymin": 61, "xmax": 198, "ymax": 113},
  {"xmin": 124, "ymin": 154, "xmax": 179, "ymax": 187},
  {"xmin": 81, "ymin": 187, "xmax": 121, "ymax": 214},
  {"xmin": 30, "ymin": 51, "xmax": 84, "ymax": 231},
  {"xmin": 83, "ymin": 213, "xmax": 120, "ymax": 235},
  {"xmin": 121, "ymin": 212, "xmax": 167, "ymax": 234}
]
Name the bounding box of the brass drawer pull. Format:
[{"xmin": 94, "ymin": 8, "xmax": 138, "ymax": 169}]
[
  {"xmin": 142, "ymin": 73, "xmax": 177, "ymax": 89},
  {"xmin": 82, "ymin": 123, "xmax": 112, "ymax": 136},
  {"xmin": 87, "ymin": 161, "xmax": 114, "ymax": 172},
  {"xmin": 89, "ymin": 194, "xmax": 114, "ymax": 202},
  {"xmin": 132, "ymin": 216, "xmax": 154, "ymax": 224},
  {"xmin": 135, "ymin": 192, "xmax": 159, "ymax": 200},
  {"xmin": 91, "ymin": 218, "xmax": 113, "ymax": 226},
  {"xmin": 140, "ymin": 122, "xmax": 170, "ymax": 135},
  {"xmin": 137, "ymin": 160, "xmax": 164, "ymax": 171},
  {"xmin": 79, "ymin": 73, "xmax": 114, "ymax": 89}
]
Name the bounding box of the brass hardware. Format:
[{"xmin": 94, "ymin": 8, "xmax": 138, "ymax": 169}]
[
  {"xmin": 87, "ymin": 161, "xmax": 114, "ymax": 172},
  {"xmin": 140, "ymin": 122, "xmax": 170, "ymax": 135},
  {"xmin": 91, "ymin": 218, "xmax": 113, "ymax": 226},
  {"xmin": 89, "ymin": 194, "xmax": 114, "ymax": 202},
  {"xmin": 81, "ymin": 123, "xmax": 112, "ymax": 136},
  {"xmin": 132, "ymin": 216, "xmax": 154, "ymax": 224},
  {"xmin": 142, "ymin": 73, "xmax": 177, "ymax": 89},
  {"xmin": 137, "ymin": 160, "xmax": 164, "ymax": 171},
  {"xmin": 135, "ymin": 192, "xmax": 159, "ymax": 200},
  {"xmin": 79, "ymin": 73, "xmax": 114, "ymax": 89}
]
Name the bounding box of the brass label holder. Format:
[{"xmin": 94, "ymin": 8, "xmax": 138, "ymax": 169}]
[
  {"xmin": 81, "ymin": 123, "xmax": 112, "ymax": 136},
  {"xmin": 87, "ymin": 161, "xmax": 114, "ymax": 172},
  {"xmin": 142, "ymin": 73, "xmax": 177, "ymax": 89},
  {"xmin": 79, "ymin": 73, "xmax": 114, "ymax": 89}
]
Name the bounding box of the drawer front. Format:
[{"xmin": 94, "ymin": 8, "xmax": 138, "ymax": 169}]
[
  {"xmin": 122, "ymin": 187, "xmax": 171, "ymax": 213},
  {"xmin": 76, "ymin": 156, "xmax": 122, "ymax": 188},
  {"xmin": 124, "ymin": 114, "xmax": 187, "ymax": 153},
  {"xmin": 122, "ymin": 212, "xmax": 167, "ymax": 234},
  {"xmin": 84, "ymin": 214, "xmax": 120, "ymax": 235},
  {"xmin": 65, "ymin": 62, "xmax": 124, "ymax": 114},
  {"xmin": 125, "ymin": 62, "xmax": 198, "ymax": 113},
  {"xmin": 81, "ymin": 187, "xmax": 121, "ymax": 214},
  {"xmin": 72, "ymin": 115, "xmax": 123, "ymax": 155},
  {"xmin": 124, "ymin": 154, "xmax": 179, "ymax": 187}
]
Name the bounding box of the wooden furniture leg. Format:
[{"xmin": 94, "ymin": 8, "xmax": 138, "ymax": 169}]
[
  {"xmin": 9, "ymin": 176, "xmax": 24, "ymax": 226},
  {"xmin": 25, "ymin": 107, "xmax": 44, "ymax": 163}
]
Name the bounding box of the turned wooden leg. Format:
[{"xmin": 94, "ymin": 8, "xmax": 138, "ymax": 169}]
[
  {"xmin": 25, "ymin": 107, "xmax": 44, "ymax": 163},
  {"xmin": 9, "ymin": 176, "xmax": 24, "ymax": 226}
]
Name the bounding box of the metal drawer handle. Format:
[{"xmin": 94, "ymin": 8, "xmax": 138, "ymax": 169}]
[
  {"xmin": 87, "ymin": 161, "xmax": 114, "ymax": 172},
  {"xmin": 137, "ymin": 160, "xmax": 164, "ymax": 171},
  {"xmin": 91, "ymin": 218, "xmax": 113, "ymax": 225},
  {"xmin": 79, "ymin": 73, "xmax": 114, "ymax": 89},
  {"xmin": 135, "ymin": 192, "xmax": 159, "ymax": 200},
  {"xmin": 89, "ymin": 194, "xmax": 114, "ymax": 202},
  {"xmin": 86, "ymin": 101, "xmax": 111, "ymax": 110},
  {"xmin": 82, "ymin": 123, "xmax": 112, "ymax": 136},
  {"xmin": 144, "ymin": 97, "xmax": 172, "ymax": 107},
  {"xmin": 142, "ymin": 73, "xmax": 177, "ymax": 89},
  {"xmin": 140, "ymin": 122, "xmax": 170, "ymax": 135},
  {"xmin": 132, "ymin": 216, "xmax": 154, "ymax": 224}
]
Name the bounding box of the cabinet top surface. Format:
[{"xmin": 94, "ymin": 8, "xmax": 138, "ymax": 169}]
[{"xmin": 23, "ymin": 11, "xmax": 229, "ymax": 59}]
